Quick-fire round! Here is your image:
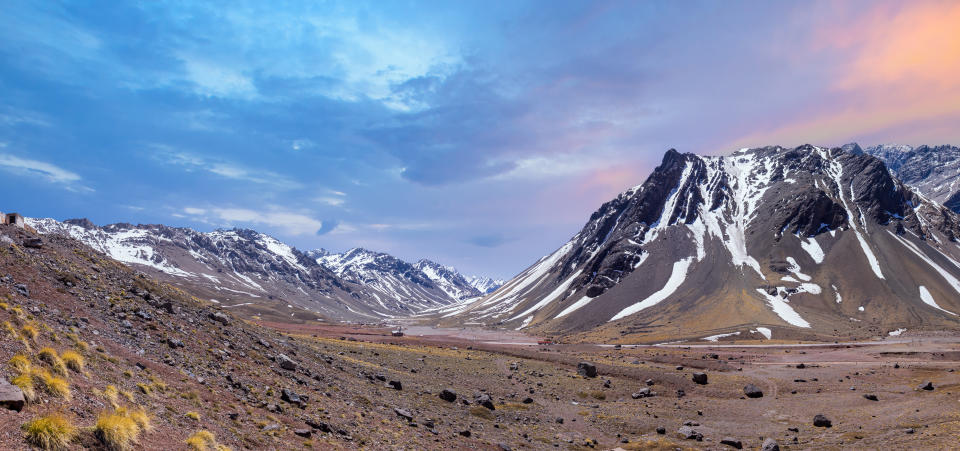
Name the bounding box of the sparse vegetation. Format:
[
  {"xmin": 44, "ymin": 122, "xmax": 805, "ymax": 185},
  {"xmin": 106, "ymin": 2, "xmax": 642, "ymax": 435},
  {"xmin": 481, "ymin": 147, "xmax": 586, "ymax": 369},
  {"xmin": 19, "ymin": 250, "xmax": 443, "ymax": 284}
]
[
  {"xmin": 9, "ymin": 353, "xmax": 31, "ymax": 373},
  {"xmin": 103, "ymin": 384, "xmax": 120, "ymax": 406},
  {"xmin": 21, "ymin": 323, "xmax": 38, "ymax": 341},
  {"xmin": 186, "ymin": 429, "xmax": 234, "ymax": 451},
  {"xmin": 12, "ymin": 373, "xmax": 36, "ymax": 401},
  {"xmin": 94, "ymin": 408, "xmax": 148, "ymax": 450},
  {"xmin": 186, "ymin": 411, "xmax": 200, "ymax": 421},
  {"xmin": 60, "ymin": 350, "xmax": 84, "ymax": 372},
  {"xmin": 22, "ymin": 414, "xmax": 77, "ymax": 450},
  {"xmin": 37, "ymin": 347, "xmax": 67, "ymax": 376},
  {"xmin": 34, "ymin": 370, "xmax": 71, "ymax": 400}
]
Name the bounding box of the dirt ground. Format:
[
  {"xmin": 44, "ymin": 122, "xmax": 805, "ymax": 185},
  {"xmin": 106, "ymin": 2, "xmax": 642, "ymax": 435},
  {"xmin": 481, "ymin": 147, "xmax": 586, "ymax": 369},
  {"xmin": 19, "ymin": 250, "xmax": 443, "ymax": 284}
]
[{"xmin": 261, "ymin": 321, "xmax": 960, "ymax": 450}]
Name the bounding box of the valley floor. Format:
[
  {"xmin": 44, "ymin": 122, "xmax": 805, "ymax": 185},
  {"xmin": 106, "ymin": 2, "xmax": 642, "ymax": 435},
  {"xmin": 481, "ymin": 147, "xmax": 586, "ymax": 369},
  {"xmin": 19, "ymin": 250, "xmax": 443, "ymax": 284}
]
[{"xmin": 263, "ymin": 322, "xmax": 960, "ymax": 450}]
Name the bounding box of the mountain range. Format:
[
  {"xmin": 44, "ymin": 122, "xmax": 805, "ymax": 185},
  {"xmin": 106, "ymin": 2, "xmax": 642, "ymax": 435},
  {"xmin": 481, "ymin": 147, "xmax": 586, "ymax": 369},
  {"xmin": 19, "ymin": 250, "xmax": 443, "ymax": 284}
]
[
  {"xmin": 26, "ymin": 218, "xmax": 502, "ymax": 321},
  {"xmin": 439, "ymin": 144, "xmax": 960, "ymax": 343}
]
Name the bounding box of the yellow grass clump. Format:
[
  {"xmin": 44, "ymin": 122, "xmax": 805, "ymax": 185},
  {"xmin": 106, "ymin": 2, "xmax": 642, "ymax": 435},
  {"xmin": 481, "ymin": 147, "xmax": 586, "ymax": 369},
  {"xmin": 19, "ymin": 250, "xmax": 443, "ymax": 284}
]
[
  {"xmin": 22, "ymin": 414, "xmax": 77, "ymax": 450},
  {"xmin": 60, "ymin": 350, "xmax": 84, "ymax": 372},
  {"xmin": 9, "ymin": 353, "xmax": 31, "ymax": 373},
  {"xmin": 37, "ymin": 347, "xmax": 67, "ymax": 376},
  {"xmin": 34, "ymin": 370, "xmax": 71, "ymax": 400},
  {"xmin": 186, "ymin": 411, "xmax": 200, "ymax": 420},
  {"xmin": 94, "ymin": 408, "xmax": 149, "ymax": 450},
  {"xmin": 186, "ymin": 429, "xmax": 232, "ymax": 451},
  {"xmin": 21, "ymin": 324, "xmax": 38, "ymax": 341},
  {"xmin": 103, "ymin": 384, "xmax": 119, "ymax": 406},
  {"xmin": 12, "ymin": 373, "xmax": 36, "ymax": 402}
]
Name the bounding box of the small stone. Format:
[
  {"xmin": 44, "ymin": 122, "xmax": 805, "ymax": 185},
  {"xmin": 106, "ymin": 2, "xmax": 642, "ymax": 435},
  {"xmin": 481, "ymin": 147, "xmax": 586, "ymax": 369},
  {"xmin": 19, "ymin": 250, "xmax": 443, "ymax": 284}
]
[
  {"xmin": 276, "ymin": 354, "xmax": 297, "ymax": 371},
  {"xmin": 394, "ymin": 408, "xmax": 413, "ymax": 422},
  {"xmin": 813, "ymin": 414, "xmax": 832, "ymax": 428},
  {"xmin": 522, "ymin": 397, "xmax": 534, "ymax": 404},
  {"xmin": 388, "ymin": 380, "xmax": 402, "ymax": 390},
  {"xmin": 208, "ymin": 311, "xmax": 230, "ymax": 325},
  {"xmin": 577, "ymin": 362, "xmax": 598, "ymax": 378},
  {"xmin": 677, "ymin": 426, "xmax": 703, "ymax": 441},
  {"xmin": 720, "ymin": 437, "xmax": 743, "ymax": 449},
  {"xmin": 0, "ymin": 379, "xmax": 25, "ymax": 412},
  {"xmin": 918, "ymin": 381, "xmax": 934, "ymax": 391},
  {"xmin": 863, "ymin": 394, "xmax": 878, "ymax": 401},
  {"xmin": 294, "ymin": 428, "xmax": 312, "ymax": 438},
  {"xmin": 439, "ymin": 389, "xmax": 457, "ymax": 402},
  {"xmin": 744, "ymin": 384, "xmax": 764, "ymax": 398},
  {"xmin": 761, "ymin": 438, "xmax": 780, "ymax": 451},
  {"xmin": 656, "ymin": 426, "xmax": 666, "ymax": 435},
  {"xmin": 692, "ymin": 372, "xmax": 708, "ymax": 385}
]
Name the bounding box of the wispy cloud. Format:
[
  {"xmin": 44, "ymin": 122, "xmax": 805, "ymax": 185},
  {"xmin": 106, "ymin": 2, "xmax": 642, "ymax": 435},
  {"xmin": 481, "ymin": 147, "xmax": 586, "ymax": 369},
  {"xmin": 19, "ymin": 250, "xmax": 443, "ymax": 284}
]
[
  {"xmin": 0, "ymin": 149, "xmax": 92, "ymax": 192},
  {"xmin": 181, "ymin": 206, "xmax": 331, "ymax": 236},
  {"xmin": 154, "ymin": 145, "xmax": 302, "ymax": 189}
]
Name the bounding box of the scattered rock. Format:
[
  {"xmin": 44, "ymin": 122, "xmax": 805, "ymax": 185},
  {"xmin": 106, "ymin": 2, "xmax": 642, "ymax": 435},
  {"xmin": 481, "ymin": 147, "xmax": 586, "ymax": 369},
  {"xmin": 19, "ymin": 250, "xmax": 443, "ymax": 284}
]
[
  {"xmin": 813, "ymin": 414, "xmax": 832, "ymax": 428},
  {"xmin": 439, "ymin": 389, "xmax": 457, "ymax": 402},
  {"xmin": 761, "ymin": 438, "xmax": 780, "ymax": 451},
  {"xmin": 863, "ymin": 394, "xmax": 878, "ymax": 401},
  {"xmin": 655, "ymin": 426, "xmax": 665, "ymax": 435},
  {"xmin": 744, "ymin": 384, "xmax": 764, "ymax": 398},
  {"xmin": 0, "ymin": 379, "xmax": 25, "ymax": 412},
  {"xmin": 677, "ymin": 426, "xmax": 703, "ymax": 441},
  {"xmin": 388, "ymin": 380, "xmax": 402, "ymax": 390},
  {"xmin": 208, "ymin": 311, "xmax": 230, "ymax": 325},
  {"xmin": 692, "ymin": 372, "xmax": 708, "ymax": 385},
  {"xmin": 475, "ymin": 393, "xmax": 495, "ymax": 410},
  {"xmin": 167, "ymin": 338, "xmax": 185, "ymax": 349},
  {"xmin": 394, "ymin": 408, "xmax": 413, "ymax": 422},
  {"xmin": 294, "ymin": 428, "xmax": 312, "ymax": 438},
  {"xmin": 23, "ymin": 238, "xmax": 43, "ymax": 249},
  {"xmin": 577, "ymin": 362, "xmax": 597, "ymax": 378},
  {"xmin": 720, "ymin": 437, "xmax": 743, "ymax": 449},
  {"xmin": 276, "ymin": 354, "xmax": 297, "ymax": 371},
  {"xmin": 918, "ymin": 381, "xmax": 934, "ymax": 391},
  {"xmin": 306, "ymin": 419, "xmax": 331, "ymax": 433}
]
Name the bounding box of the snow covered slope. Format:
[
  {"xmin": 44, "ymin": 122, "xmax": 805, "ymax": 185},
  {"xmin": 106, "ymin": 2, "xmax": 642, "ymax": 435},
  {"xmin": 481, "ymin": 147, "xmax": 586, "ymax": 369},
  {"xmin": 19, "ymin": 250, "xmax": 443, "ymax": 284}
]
[
  {"xmin": 312, "ymin": 248, "xmax": 497, "ymax": 311},
  {"xmin": 864, "ymin": 144, "xmax": 960, "ymax": 212},
  {"xmin": 441, "ymin": 145, "xmax": 960, "ymax": 343},
  {"xmin": 27, "ymin": 219, "xmax": 496, "ymax": 320}
]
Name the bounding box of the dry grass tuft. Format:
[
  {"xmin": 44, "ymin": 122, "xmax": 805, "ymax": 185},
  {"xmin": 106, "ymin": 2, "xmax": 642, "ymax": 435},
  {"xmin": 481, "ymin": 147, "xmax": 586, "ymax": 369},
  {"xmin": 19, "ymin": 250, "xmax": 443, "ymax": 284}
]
[
  {"xmin": 21, "ymin": 324, "xmax": 38, "ymax": 341},
  {"xmin": 22, "ymin": 414, "xmax": 77, "ymax": 450},
  {"xmin": 103, "ymin": 384, "xmax": 119, "ymax": 406},
  {"xmin": 9, "ymin": 353, "xmax": 31, "ymax": 373},
  {"xmin": 186, "ymin": 429, "xmax": 232, "ymax": 451},
  {"xmin": 37, "ymin": 347, "xmax": 67, "ymax": 376},
  {"xmin": 12, "ymin": 373, "xmax": 36, "ymax": 402},
  {"xmin": 186, "ymin": 411, "xmax": 200, "ymax": 421},
  {"xmin": 60, "ymin": 350, "xmax": 84, "ymax": 372},
  {"xmin": 34, "ymin": 370, "xmax": 71, "ymax": 400},
  {"xmin": 94, "ymin": 408, "xmax": 146, "ymax": 451}
]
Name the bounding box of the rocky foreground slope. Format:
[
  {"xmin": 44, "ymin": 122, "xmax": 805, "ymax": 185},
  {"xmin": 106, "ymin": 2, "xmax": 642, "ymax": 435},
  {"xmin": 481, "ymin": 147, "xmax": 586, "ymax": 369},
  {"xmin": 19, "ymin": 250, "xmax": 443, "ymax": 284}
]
[
  {"xmin": 442, "ymin": 144, "xmax": 960, "ymax": 343},
  {"xmin": 26, "ymin": 219, "xmax": 499, "ymax": 322}
]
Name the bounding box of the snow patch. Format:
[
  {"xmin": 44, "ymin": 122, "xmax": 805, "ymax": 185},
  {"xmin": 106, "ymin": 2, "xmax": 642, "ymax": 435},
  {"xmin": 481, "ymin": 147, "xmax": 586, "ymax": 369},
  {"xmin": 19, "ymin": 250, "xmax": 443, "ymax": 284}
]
[
  {"xmin": 702, "ymin": 331, "xmax": 740, "ymax": 342},
  {"xmin": 755, "ymin": 289, "xmax": 811, "ymax": 328},
  {"xmin": 610, "ymin": 258, "xmax": 693, "ymax": 321},
  {"xmin": 918, "ymin": 286, "xmax": 957, "ymax": 316}
]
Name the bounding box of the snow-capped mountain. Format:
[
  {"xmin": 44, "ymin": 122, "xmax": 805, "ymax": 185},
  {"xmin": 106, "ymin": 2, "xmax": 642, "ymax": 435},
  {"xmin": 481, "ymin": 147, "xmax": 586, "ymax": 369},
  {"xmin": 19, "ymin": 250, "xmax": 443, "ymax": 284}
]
[
  {"xmin": 26, "ymin": 219, "xmax": 493, "ymax": 320},
  {"xmin": 865, "ymin": 144, "xmax": 960, "ymax": 212},
  {"xmin": 440, "ymin": 144, "xmax": 960, "ymax": 343},
  {"xmin": 311, "ymin": 248, "xmax": 501, "ymax": 311},
  {"xmin": 466, "ymin": 275, "xmax": 506, "ymax": 294}
]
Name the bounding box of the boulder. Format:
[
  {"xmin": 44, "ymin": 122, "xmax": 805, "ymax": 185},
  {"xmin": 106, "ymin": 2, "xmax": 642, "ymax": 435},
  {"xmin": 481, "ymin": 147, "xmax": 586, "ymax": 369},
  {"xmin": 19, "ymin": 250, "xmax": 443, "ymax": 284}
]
[
  {"xmin": 294, "ymin": 429, "xmax": 312, "ymax": 438},
  {"xmin": 744, "ymin": 384, "xmax": 764, "ymax": 398},
  {"xmin": 394, "ymin": 408, "xmax": 413, "ymax": 422},
  {"xmin": 577, "ymin": 362, "xmax": 597, "ymax": 378},
  {"xmin": 761, "ymin": 438, "xmax": 780, "ymax": 451},
  {"xmin": 813, "ymin": 414, "xmax": 832, "ymax": 427},
  {"xmin": 677, "ymin": 426, "xmax": 703, "ymax": 441},
  {"xmin": 692, "ymin": 372, "xmax": 708, "ymax": 385},
  {"xmin": 0, "ymin": 379, "xmax": 25, "ymax": 412},
  {"xmin": 439, "ymin": 389, "xmax": 457, "ymax": 402},
  {"xmin": 918, "ymin": 381, "xmax": 934, "ymax": 391},
  {"xmin": 388, "ymin": 380, "xmax": 402, "ymax": 390},
  {"xmin": 276, "ymin": 354, "xmax": 297, "ymax": 371},
  {"xmin": 475, "ymin": 393, "xmax": 495, "ymax": 410},
  {"xmin": 208, "ymin": 312, "xmax": 230, "ymax": 325},
  {"xmin": 720, "ymin": 437, "xmax": 743, "ymax": 449},
  {"xmin": 863, "ymin": 394, "xmax": 878, "ymax": 401}
]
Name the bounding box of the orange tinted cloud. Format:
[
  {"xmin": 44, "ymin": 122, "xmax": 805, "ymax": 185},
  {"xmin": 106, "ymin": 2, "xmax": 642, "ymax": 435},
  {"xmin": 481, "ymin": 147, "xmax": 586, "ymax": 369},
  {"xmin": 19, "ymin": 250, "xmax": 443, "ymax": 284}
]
[{"xmin": 729, "ymin": 0, "xmax": 960, "ymax": 148}]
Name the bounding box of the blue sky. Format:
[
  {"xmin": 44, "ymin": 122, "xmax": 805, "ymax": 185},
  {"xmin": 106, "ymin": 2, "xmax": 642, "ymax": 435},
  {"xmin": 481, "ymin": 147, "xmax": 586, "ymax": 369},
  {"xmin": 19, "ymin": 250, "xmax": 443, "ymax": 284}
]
[{"xmin": 2, "ymin": 1, "xmax": 959, "ymax": 279}]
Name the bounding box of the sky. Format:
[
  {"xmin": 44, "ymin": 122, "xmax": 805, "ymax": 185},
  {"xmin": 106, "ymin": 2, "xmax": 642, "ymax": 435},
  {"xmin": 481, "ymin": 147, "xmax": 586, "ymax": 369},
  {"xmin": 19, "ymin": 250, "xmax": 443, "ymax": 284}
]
[{"xmin": 1, "ymin": 1, "xmax": 959, "ymax": 279}]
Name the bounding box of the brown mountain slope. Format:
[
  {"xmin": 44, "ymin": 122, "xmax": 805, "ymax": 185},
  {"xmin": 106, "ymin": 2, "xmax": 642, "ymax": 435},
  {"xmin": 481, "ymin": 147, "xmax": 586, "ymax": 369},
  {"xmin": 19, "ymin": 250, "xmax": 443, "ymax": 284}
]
[{"xmin": 438, "ymin": 145, "xmax": 960, "ymax": 343}]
